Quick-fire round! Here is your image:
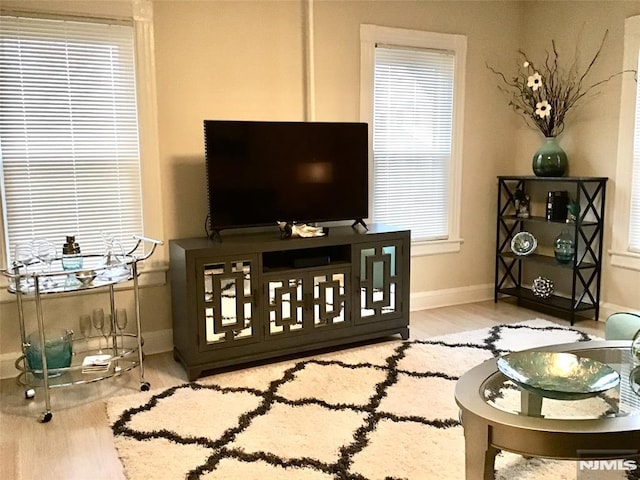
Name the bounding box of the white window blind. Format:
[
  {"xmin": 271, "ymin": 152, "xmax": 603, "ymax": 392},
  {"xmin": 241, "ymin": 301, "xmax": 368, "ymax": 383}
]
[
  {"xmin": 372, "ymin": 45, "xmax": 454, "ymax": 242},
  {"xmin": 0, "ymin": 15, "xmax": 143, "ymax": 262},
  {"xmin": 629, "ymin": 58, "xmax": 640, "ymax": 252}
]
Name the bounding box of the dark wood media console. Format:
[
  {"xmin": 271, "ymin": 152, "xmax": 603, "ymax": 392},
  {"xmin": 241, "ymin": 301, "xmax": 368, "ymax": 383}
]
[{"xmin": 170, "ymin": 224, "xmax": 411, "ymax": 380}]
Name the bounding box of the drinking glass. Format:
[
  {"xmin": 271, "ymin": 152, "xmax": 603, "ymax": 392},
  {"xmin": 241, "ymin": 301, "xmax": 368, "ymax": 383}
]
[
  {"xmin": 14, "ymin": 242, "xmax": 34, "ymax": 267},
  {"xmin": 103, "ymin": 314, "xmax": 113, "ymax": 352},
  {"xmin": 14, "ymin": 242, "xmax": 35, "ymax": 291},
  {"xmin": 101, "ymin": 231, "xmax": 125, "ymax": 267},
  {"xmin": 79, "ymin": 314, "xmax": 92, "ymax": 353},
  {"xmin": 92, "ymin": 308, "xmax": 105, "ymax": 353},
  {"xmin": 116, "ymin": 308, "xmax": 128, "ymax": 351},
  {"xmin": 36, "ymin": 241, "xmax": 57, "ymax": 289}
]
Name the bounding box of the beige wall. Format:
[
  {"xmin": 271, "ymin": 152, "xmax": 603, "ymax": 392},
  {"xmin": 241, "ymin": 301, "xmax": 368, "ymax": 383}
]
[
  {"xmin": 153, "ymin": 0, "xmax": 640, "ymax": 310},
  {"xmin": 1, "ymin": 0, "xmax": 640, "ymax": 368},
  {"xmin": 154, "ymin": 0, "xmax": 524, "ymax": 296},
  {"xmin": 518, "ymin": 1, "xmax": 640, "ymax": 310}
]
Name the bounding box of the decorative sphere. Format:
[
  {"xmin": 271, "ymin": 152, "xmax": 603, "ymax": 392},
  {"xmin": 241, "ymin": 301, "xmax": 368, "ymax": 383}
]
[{"xmin": 532, "ymin": 276, "xmax": 554, "ymax": 299}]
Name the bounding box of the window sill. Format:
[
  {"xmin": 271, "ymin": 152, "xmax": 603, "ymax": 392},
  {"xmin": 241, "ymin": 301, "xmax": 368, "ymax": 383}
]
[
  {"xmin": 0, "ymin": 264, "xmax": 168, "ymax": 304},
  {"xmin": 412, "ymin": 238, "xmax": 463, "ymax": 257},
  {"xmin": 609, "ymin": 250, "xmax": 640, "ymax": 272}
]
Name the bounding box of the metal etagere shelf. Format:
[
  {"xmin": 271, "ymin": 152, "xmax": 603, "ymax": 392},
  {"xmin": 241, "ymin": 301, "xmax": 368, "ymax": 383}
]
[
  {"xmin": 1, "ymin": 235, "xmax": 163, "ymax": 423},
  {"xmin": 495, "ymin": 176, "xmax": 607, "ymax": 325}
]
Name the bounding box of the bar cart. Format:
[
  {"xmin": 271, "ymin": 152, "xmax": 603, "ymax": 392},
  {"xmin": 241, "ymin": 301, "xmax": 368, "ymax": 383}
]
[{"xmin": 1, "ymin": 235, "xmax": 163, "ymax": 422}]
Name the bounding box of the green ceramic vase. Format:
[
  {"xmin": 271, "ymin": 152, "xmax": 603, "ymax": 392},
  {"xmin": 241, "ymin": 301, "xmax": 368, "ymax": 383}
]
[{"xmin": 532, "ymin": 137, "xmax": 568, "ymax": 177}]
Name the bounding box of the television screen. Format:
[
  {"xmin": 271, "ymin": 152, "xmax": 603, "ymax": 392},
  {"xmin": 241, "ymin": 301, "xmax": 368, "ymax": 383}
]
[{"xmin": 204, "ymin": 120, "xmax": 369, "ymax": 231}]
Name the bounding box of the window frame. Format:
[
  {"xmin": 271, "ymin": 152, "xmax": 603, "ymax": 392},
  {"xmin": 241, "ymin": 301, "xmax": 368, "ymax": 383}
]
[
  {"xmin": 359, "ymin": 24, "xmax": 466, "ymax": 256},
  {"xmin": 610, "ymin": 14, "xmax": 640, "ymax": 272},
  {"xmin": 0, "ymin": 0, "xmax": 165, "ymax": 278}
]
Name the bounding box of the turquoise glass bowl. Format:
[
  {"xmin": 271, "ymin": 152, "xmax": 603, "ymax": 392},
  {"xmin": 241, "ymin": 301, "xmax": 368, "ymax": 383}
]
[{"xmin": 25, "ymin": 329, "xmax": 73, "ymax": 378}]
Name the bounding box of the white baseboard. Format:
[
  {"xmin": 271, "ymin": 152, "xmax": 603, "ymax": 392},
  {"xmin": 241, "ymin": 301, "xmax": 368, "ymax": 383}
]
[
  {"xmin": 0, "ymin": 328, "xmax": 174, "ymax": 380},
  {"xmin": 599, "ymin": 302, "xmax": 638, "ymax": 321},
  {"xmin": 2, "ymin": 289, "xmax": 634, "ymax": 379},
  {"xmin": 410, "ymin": 283, "xmax": 494, "ymax": 311}
]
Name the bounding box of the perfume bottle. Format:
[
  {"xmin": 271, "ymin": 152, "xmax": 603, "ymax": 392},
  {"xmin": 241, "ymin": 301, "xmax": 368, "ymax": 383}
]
[{"xmin": 62, "ymin": 236, "xmax": 83, "ymax": 271}]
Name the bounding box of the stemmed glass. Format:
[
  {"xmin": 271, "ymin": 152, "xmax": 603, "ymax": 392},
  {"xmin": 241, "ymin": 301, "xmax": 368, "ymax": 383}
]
[
  {"xmin": 14, "ymin": 242, "xmax": 35, "ymax": 291},
  {"xmin": 79, "ymin": 314, "xmax": 92, "ymax": 353},
  {"xmin": 14, "ymin": 242, "xmax": 34, "ymax": 266},
  {"xmin": 116, "ymin": 308, "xmax": 128, "ymax": 352},
  {"xmin": 103, "ymin": 314, "xmax": 113, "ymax": 353},
  {"xmin": 36, "ymin": 241, "xmax": 57, "ymax": 289},
  {"xmin": 101, "ymin": 231, "xmax": 125, "ymax": 266},
  {"xmin": 92, "ymin": 308, "xmax": 105, "ymax": 353}
]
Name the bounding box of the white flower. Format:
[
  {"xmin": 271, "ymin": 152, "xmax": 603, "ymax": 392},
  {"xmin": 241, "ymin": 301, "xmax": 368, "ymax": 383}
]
[
  {"xmin": 527, "ymin": 72, "xmax": 542, "ymax": 91},
  {"xmin": 523, "ymin": 61, "xmax": 530, "ymax": 68},
  {"xmin": 536, "ymin": 100, "xmax": 552, "ymax": 118}
]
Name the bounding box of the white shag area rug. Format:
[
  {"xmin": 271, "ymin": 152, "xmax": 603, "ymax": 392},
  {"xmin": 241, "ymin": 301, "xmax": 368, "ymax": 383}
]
[{"xmin": 106, "ymin": 319, "xmax": 627, "ymax": 480}]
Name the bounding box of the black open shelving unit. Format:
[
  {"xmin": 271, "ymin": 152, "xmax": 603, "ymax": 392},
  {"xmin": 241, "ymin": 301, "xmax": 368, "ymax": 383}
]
[{"xmin": 495, "ymin": 176, "xmax": 607, "ymax": 325}]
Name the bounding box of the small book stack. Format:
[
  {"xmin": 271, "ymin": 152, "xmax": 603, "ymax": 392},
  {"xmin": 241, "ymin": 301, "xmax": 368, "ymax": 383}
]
[{"xmin": 81, "ymin": 354, "xmax": 112, "ymax": 373}]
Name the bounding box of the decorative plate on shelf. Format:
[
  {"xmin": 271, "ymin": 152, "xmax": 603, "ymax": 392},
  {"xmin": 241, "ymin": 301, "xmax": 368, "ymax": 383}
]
[
  {"xmin": 511, "ymin": 231, "xmax": 537, "ymax": 256},
  {"xmin": 497, "ymin": 351, "xmax": 620, "ymax": 401}
]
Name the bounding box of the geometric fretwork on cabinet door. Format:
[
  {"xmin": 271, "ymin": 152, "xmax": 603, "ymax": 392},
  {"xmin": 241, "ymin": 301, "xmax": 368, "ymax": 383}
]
[
  {"xmin": 265, "ymin": 274, "xmax": 305, "ymax": 336},
  {"xmin": 355, "ymin": 242, "xmax": 402, "ymax": 324},
  {"xmin": 265, "ymin": 268, "xmax": 350, "ymax": 338},
  {"xmin": 312, "ymin": 269, "xmax": 349, "ymax": 328},
  {"xmin": 201, "ymin": 258, "xmax": 256, "ymax": 346}
]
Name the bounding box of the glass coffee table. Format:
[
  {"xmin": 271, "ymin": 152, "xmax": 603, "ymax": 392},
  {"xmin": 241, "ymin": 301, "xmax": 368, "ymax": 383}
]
[{"xmin": 455, "ymin": 341, "xmax": 640, "ymax": 480}]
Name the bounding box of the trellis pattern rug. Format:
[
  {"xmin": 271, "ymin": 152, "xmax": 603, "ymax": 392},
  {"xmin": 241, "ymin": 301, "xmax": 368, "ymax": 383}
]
[{"xmin": 106, "ymin": 319, "xmax": 628, "ymax": 480}]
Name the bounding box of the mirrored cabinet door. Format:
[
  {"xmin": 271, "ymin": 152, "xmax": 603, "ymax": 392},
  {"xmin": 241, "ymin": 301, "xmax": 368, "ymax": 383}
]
[
  {"xmin": 264, "ymin": 267, "xmax": 351, "ymax": 339},
  {"xmin": 311, "ymin": 269, "xmax": 350, "ymax": 329},
  {"xmin": 354, "ymin": 242, "xmax": 403, "ymax": 324},
  {"xmin": 265, "ymin": 275, "xmax": 305, "ymax": 336},
  {"xmin": 198, "ymin": 256, "xmax": 258, "ymax": 349}
]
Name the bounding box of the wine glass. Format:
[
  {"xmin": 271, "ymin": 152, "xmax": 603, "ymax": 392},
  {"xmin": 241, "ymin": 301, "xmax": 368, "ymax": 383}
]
[
  {"xmin": 116, "ymin": 308, "xmax": 128, "ymax": 352},
  {"xmin": 36, "ymin": 241, "xmax": 57, "ymax": 289},
  {"xmin": 79, "ymin": 314, "xmax": 92, "ymax": 347},
  {"xmin": 101, "ymin": 231, "xmax": 125, "ymax": 266},
  {"xmin": 14, "ymin": 242, "xmax": 34, "ymax": 267},
  {"xmin": 14, "ymin": 242, "xmax": 35, "ymax": 292},
  {"xmin": 103, "ymin": 314, "xmax": 113, "ymax": 352},
  {"xmin": 79, "ymin": 314, "xmax": 92, "ymax": 353},
  {"xmin": 92, "ymin": 308, "xmax": 105, "ymax": 353}
]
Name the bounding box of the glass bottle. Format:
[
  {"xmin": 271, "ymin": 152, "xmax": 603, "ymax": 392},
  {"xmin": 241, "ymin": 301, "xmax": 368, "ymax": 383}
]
[
  {"xmin": 554, "ymin": 229, "xmax": 575, "ymax": 264},
  {"xmin": 62, "ymin": 235, "xmax": 83, "ymax": 271}
]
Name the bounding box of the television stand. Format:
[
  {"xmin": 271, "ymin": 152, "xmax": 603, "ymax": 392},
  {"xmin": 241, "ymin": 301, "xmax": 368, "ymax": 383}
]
[
  {"xmin": 352, "ymin": 219, "xmax": 368, "ymax": 230},
  {"xmin": 170, "ymin": 224, "xmax": 410, "ymax": 381}
]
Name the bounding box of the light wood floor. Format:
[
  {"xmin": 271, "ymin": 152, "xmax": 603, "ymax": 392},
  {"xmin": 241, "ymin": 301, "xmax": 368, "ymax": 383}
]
[{"xmin": 0, "ymin": 300, "xmax": 605, "ymax": 480}]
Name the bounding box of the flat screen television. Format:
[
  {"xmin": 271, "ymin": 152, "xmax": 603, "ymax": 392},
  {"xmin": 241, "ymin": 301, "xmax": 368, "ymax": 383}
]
[{"xmin": 204, "ymin": 120, "xmax": 369, "ymax": 233}]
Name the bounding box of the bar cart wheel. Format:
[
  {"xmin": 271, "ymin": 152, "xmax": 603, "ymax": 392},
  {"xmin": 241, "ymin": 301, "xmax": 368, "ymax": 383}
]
[
  {"xmin": 39, "ymin": 411, "xmax": 53, "ymax": 423},
  {"xmin": 140, "ymin": 382, "xmax": 150, "ymax": 392}
]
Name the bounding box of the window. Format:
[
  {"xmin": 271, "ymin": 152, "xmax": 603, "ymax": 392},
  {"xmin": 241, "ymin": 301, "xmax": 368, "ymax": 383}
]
[
  {"xmin": 360, "ymin": 25, "xmax": 466, "ymax": 255},
  {"xmin": 611, "ymin": 15, "xmax": 640, "ymax": 271},
  {"xmin": 0, "ymin": 15, "xmax": 144, "ymax": 263}
]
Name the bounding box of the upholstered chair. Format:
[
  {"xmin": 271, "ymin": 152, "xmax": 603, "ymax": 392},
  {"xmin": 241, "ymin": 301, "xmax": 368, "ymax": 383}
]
[{"xmin": 604, "ymin": 312, "xmax": 640, "ymax": 340}]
